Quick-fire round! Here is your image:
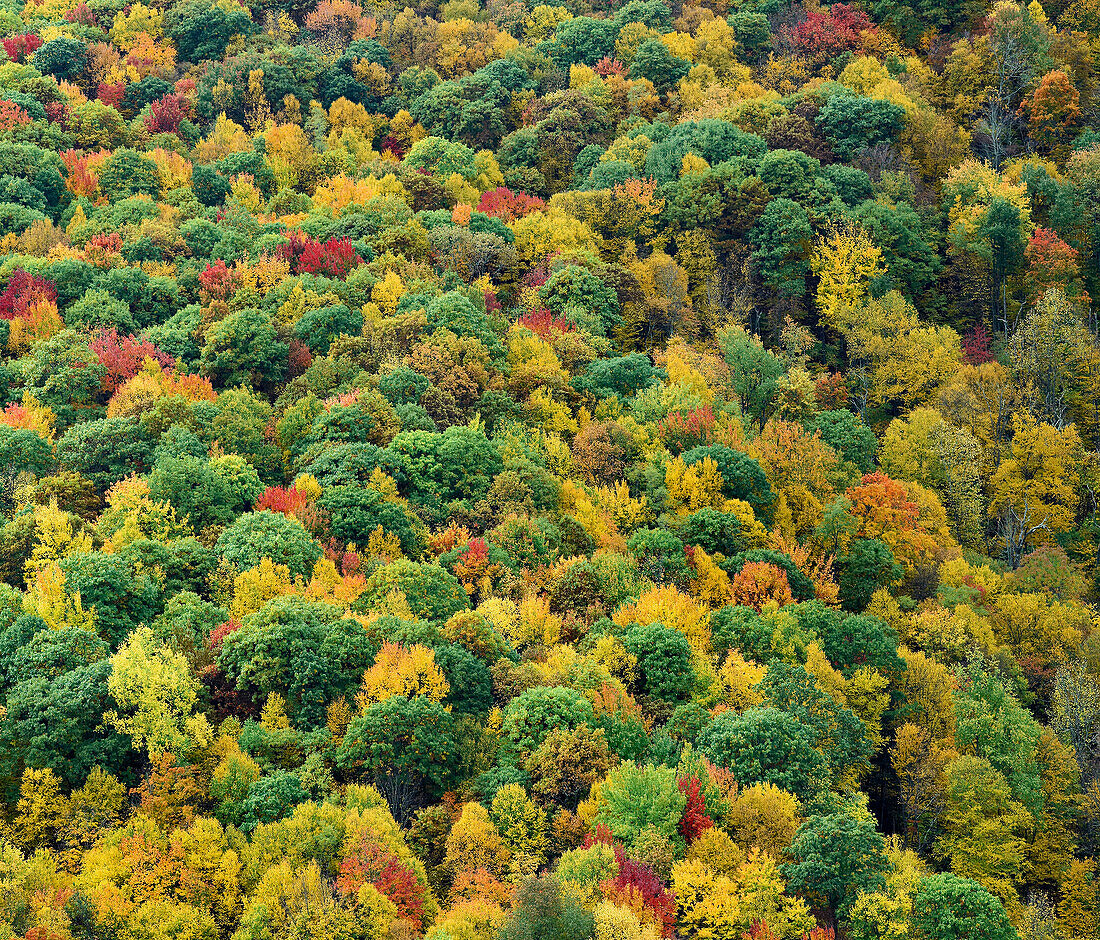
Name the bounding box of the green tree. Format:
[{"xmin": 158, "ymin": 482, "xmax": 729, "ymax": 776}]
[
  {"xmin": 594, "ymin": 760, "xmax": 686, "ymax": 848},
  {"xmin": 164, "ymin": 0, "xmax": 257, "ymax": 61},
  {"xmin": 750, "ymin": 198, "xmax": 812, "ymax": 297},
  {"xmin": 909, "ymin": 873, "xmax": 1019, "ymax": 940},
  {"xmin": 218, "ymin": 596, "xmax": 372, "ymax": 725},
  {"xmin": 838, "ymin": 539, "xmax": 903, "ymax": 612},
  {"xmin": 697, "ymin": 707, "xmax": 827, "ymax": 803},
  {"xmin": 761, "ymin": 661, "xmax": 873, "ymax": 781},
  {"xmin": 622, "ymin": 621, "xmax": 694, "ymax": 702},
  {"xmin": 498, "ymin": 873, "xmax": 595, "ymax": 940},
  {"xmin": 808, "ymin": 410, "xmax": 878, "ymax": 473},
  {"xmin": 816, "ymin": 95, "xmax": 906, "ymax": 159},
  {"xmin": 316, "ymin": 486, "xmax": 422, "ymax": 557},
  {"xmin": 336, "ymin": 696, "xmax": 460, "ymax": 819},
  {"xmin": 783, "ymin": 812, "xmax": 889, "ymax": 918},
  {"xmin": 214, "ymin": 511, "xmax": 321, "ymax": 580},
  {"xmin": 358, "ymin": 560, "xmax": 469, "ymax": 622},
  {"xmin": 148, "ymin": 454, "xmax": 263, "ymax": 532},
  {"xmin": 501, "ymin": 686, "xmax": 595, "ymax": 761},
  {"xmin": 55, "ymin": 418, "xmax": 152, "ymax": 493},
  {"xmin": 98, "ymin": 150, "xmax": 162, "ymax": 200},
  {"xmin": 628, "ymin": 39, "xmax": 690, "ymax": 94},
  {"xmin": 238, "ymin": 772, "xmax": 309, "ymax": 832},
  {"xmin": 199, "ymin": 307, "xmax": 288, "ymax": 390}
]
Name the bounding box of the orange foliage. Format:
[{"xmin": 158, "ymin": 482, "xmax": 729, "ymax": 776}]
[{"xmin": 730, "ymin": 561, "xmax": 794, "ymax": 611}]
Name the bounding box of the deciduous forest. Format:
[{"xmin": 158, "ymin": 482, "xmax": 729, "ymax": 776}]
[{"xmin": 0, "ymin": 0, "xmax": 1096, "ymax": 937}]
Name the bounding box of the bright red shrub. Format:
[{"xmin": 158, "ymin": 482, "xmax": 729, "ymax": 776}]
[
  {"xmin": 89, "ymin": 329, "xmax": 175, "ymax": 394},
  {"xmin": 677, "ymin": 775, "xmax": 713, "ymax": 844},
  {"xmin": 961, "ymin": 322, "xmax": 994, "ymax": 365},
  {"xmin": 64, "ymin": 3, "xmax": 97, "ymax": 24},
  {"xmin": 607, "ymin": 846, "xmax": 676, "ymax": 937},
  {"xmin": 658, "ymin": 405, "xmax": 716, "ymax": 452},
  {"xmin": 288, "ymin": 338, "xmax": 312, "ymax": 378},
  {"xmin": 278, "ymin": 232, "xmax": 362, "ymax": 279},
  {"xmin": 3, "ymin": 34, "xmax": 42, "ymax": 63},
  {"xmin": 782, "ymin": 3, "xmax": 874, "ymax": 62},
  {"xmin": 145, "ymin": 93, "xmax": 193, "ymax": 134},
  {"xmin": 517, "ymin": 308, "xmax": 575, "ymax": 340},
  {"xmin": 0, "ymin": 100, "xmax": 30, "ymax": 130},
  {"xmin": 208, "ymin": 620, "xmax": 242, "ymax": 651},
  {"xmin": 199, "ymin": 260, "xmax": 238, "ymax": 301},
  {"xmin": 96, "ymin": 82, "xmax": 125, "ymax": 109},
  {"xmin": 0, "ymin": 270, "xmax": 57, "ymax": 320},
  {"xmin": 255, "ymin": 485, "xmax": 311, "ymax": 517},
  {"xmin": 594, "ymin": 56, "xmax": 625, "ymax": 77}
]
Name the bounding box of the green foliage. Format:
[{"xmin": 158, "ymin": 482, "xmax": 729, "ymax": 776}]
[
  {"xmin": 783, "ymin": 812, "xmax": 889, "ymax": 917},
  {"xmin": 621, "ymin": 621, "xmax": 694, "ymax": 701},
  {"xmin": 698, "ymin": 707, "xmax": 827, "ymax": 802},
  {"xmin": 215, "ymin": 511, "xmax": 321, "ymax": 580},
  {"xmin": 909, "ymin": 874, "xmax": 1019, "ymax": 940},
  {"xmin": 218, "ymin": 596, "xmax": 372, "ymax": 724},
  {"xmin": 593, "ymin": 760, "xmax": 686, "ymax": 847},
  {"xmin": 336, "ymin": 695, "xmax": 460, "ymax": 808}
]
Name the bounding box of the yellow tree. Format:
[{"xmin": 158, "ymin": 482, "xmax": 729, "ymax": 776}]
[
  {"xmin": 355, "ymin": 642, "xmax": 450, "ymax": 709},
  {"xmin": 811, "ymin": 221, "xmax": 885, "ymax": 335},
  {"xmin": 990, "ymin": 415, "xmax": 1083, "ymax": 566},
  {"xmin": 106, "ymin": 627, "xmax": 212, "ymax": 759}
]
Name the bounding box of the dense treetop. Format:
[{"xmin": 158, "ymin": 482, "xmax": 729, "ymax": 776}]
[{"xmin": 0, "ymin": 0, "xmax": 1098, "ymax": 938}]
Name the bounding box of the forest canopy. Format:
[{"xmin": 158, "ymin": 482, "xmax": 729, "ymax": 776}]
[{"xmin": 0, "ymin": 0, "xmax": 1097, "ymax": 939}]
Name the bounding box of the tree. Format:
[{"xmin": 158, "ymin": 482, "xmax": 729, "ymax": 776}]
[
  {"xmin": 0, "ymin": 657, "xmax": 133, "ymax": 788},
  {"xmin": 783, "ymin": 813, "xmax": 888, "ymax": 918},
  {"xmin": 356, "ymin": 643, "xmax": 449, "ymax": 707},
  {"xmin": 838, "ymin": 539, "xmax": 902, "ymax": 611},
  {"xmin": 359, "ymin": 561, "xmax": 469, "ymax": 623},
  {"xmin": 645, "ymin": 119, "xmax": 767, "ymax": 183},
  {"xmin": 238, "ymin": 772, "xmax": 310, "ymax": 833},
  {"xmin": 500, "ymin": 686, "xmax": 595, "ymax": 761},
  {"xmin": 909, "ymin": 873, "xmax": 1019, "ymax": 940},
  {"xmin": 164, "ymin": 0, "xmax": 257, "ymax": 61},
  {"xmin": 953, "ymin": 660, "xmax": 1042, "ymax": 811},
  {"xmin": 697, "ymin": 708, "xmax": 827, "ymax": 803},
  {"xmin": 525, "ymin": 726, "xmax": 613, "ymax": 810},
  {"xmin": 594, "ymin": 761, "xmax": 686, "ymax": 848},
  {"xmin": 215, "ymin": 511, "xmax": 322, "ymax": 580},
  {"xmin": 682, "ymin": 445, "xmax": 773, "ymax": 508},
  {"xmin": 750, "ymin": 198, "xmax": 812, "ymax": 298},
  {"xmin": 1019, "ymin": 70, "xmax": 1081, "ymax": 152},
  {"xmin": 812, "ymin": 222, "xmax": 885, "ymax": 333},
  {"xmin": 98, "ymin": 150, "xmax": 162, "ymax": 200},
  {"xmin": 218, "ymin": 596, "xmax": 372, "ymax": 724},
  {"xmin": 808, "ymin": 410, "xmax": 878, "ymax": 473},
  {"xmin": 934, "ymin": 755, "xmax": 1029, "ymax": 905},
  {"xmin": 816, "ymin": 95, "xmax": 905, "ymax": 158},
  {"xmin": 621, "ymin": 621, "xmax": 695, "ymax": 701},
  {"xmin": 628, "ymin": 39, "xmax": 690, "ymax": 94},
  {"xmin": 760, "ymin": 661, "xmax": 873, "ymax": 783},
  {"xmin": 106, "ymin": 626, "xmax": 212, "ymax": 760},
  {"xmin": 497, "ymin": 873, "xmax": 594, "ymax": 940},
  {"xmin": 336, "ymin": 696, "xmax": 460, "ymax": 820},
  {"xmin": 56, "ymin": 417, "xmax": 151, "ymax": 493},
  {"xmin": 317, "ymin": 486, "xmax": 422, "ymax": 557},
  {"xmin": 990, "ymin": 414, "xmax": 1081, "ymax": 566},
  {"xmin": 148, "ymin": 454, "xmax": 263, "ymax": 532}
]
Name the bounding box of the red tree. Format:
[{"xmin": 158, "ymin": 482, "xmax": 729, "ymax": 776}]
[
  {"xmin": 1024, "ymin": 227, "xmax": 1089, "ymax": 306},
  {"xmin": 0, "ymin": 270, "xmax": 56, "ymax": 319},
  {"xmin": 2, "ymin": 34, "xmax": 42, "ymax": 63},
  {"xmin": 89, "ymin": 329, "xmax": 175, "ymax": 394}
]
